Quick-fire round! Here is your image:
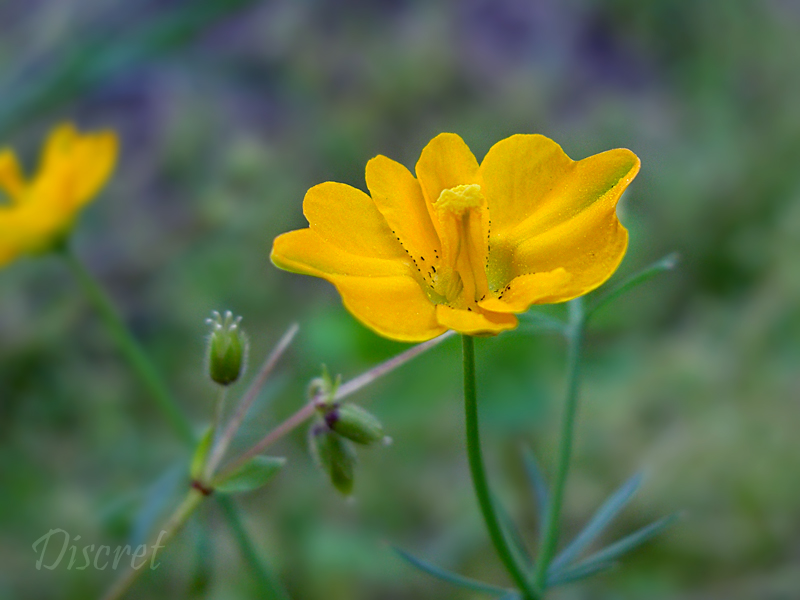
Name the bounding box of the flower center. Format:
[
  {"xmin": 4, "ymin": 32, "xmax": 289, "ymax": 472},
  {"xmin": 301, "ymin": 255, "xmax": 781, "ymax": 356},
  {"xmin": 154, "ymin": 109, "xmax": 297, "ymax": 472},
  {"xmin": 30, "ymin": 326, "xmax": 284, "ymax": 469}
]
[{"xmin": 430, "ymin": 184, "xmax": 490, "ymax": 308}]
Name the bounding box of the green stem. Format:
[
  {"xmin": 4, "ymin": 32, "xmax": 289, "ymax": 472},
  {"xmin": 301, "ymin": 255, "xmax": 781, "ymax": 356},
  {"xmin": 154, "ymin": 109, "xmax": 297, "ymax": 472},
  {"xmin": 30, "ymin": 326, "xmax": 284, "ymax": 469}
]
[
  {"xmin": 63, "ymin": 250, "xmax": 194, "ymax": 445},
  {"xmin": 532, "ymin": 298, "xmax": 585, "ymax": 589},
  {"xmin": 462, "ymin": 335, "xmax": 540, "ymax": 600},
  {"xmin": 101, "ymin": 489, "xmax": 205, "ymax": 600},
  {"xmin": 63, "ymin": 250, "xmax": 289, "ymax": 598},
  {"xmin": 217, "ymin": 496, "xmax": 292, "ymax": 600}
]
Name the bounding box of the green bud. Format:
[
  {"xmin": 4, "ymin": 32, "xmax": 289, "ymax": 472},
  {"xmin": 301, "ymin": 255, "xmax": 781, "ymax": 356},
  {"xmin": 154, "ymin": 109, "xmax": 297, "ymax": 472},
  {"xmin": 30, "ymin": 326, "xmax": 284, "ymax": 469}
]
[
  {"xmin": 206, "ymin": 310, "xmax": 248, "ymax": 386},
  {"xmin": 325, "ymin": 403, "xmax": 384, "ymax": 446},
  {"xmin": 308, "ymin": 364, "xmax": 341, "ymax": 408},
  {"xmin": 308, "ymin": 422, "xmax": 356, "ymax": 495}
]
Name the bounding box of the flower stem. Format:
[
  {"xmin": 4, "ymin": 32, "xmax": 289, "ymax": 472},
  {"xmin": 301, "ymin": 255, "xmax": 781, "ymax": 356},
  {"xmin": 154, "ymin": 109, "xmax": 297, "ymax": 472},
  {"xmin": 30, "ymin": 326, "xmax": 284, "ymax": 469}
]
[
  {"xmin": 63, "ymin": 250, "xmax": 195, "ymax": 445},
  {"xmin": 532, "ymin": 297, "xmax": 585, "ymax": 590},
  {"xmin": 461, "ymin": 335, "xmax": 540, "ymax": 600},
  {"xmin": 101, "ymin": 488, "xmax": 205, "ymax": 600},
  {"xmin": 62, "ymin": 249, "xmax": 288, "ymax": 598}
]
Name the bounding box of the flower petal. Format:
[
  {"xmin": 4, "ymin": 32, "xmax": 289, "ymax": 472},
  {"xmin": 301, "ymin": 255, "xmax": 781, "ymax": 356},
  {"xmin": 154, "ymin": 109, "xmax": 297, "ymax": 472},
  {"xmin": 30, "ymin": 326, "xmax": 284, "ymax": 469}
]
[
  {"xmin": 484, "ymin": 145, "xmax": 639, "ymax": 297},
  {"xmin": 415, "ymin": 132, "xmax": 480, "ymax": 207},
  {"xmin": 271, "ymin": 228, "xmax": 410, "ymax": 278},
  {"xmin": 435, "ymin": 304, "xmax": 517, "ymax": 336},
  {"xmin": 302, "ymin": 181, "xmax": 406, "ymax": 260},
  {"xmin": 365, "ymin": 154, "xmax": 442, "ymax": 274},
  {"xmin": 478, "ymin": 269, "xmax": 572, "ymax": 313},
  {"xmin": 34, "ymin": 124, "xmax": 118, "ymax": 209},
  {"xmin": 329, "ymin": 274, "xmax": 446, "ymax": 342},
  {"xmin": 479, "ymin": 134, "xmax": 575, "ymax": 236},
  {"xmin": 0, "ymin": 150, "xmax": 26, "ymax": 203}
]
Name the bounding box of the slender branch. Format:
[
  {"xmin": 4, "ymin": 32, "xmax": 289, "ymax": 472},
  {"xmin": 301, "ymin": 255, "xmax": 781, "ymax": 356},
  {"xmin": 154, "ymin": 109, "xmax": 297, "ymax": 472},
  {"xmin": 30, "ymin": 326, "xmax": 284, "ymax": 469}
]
[
  {"xmin": 64, "ymin": 250, "xmax": 195, "ymax": 445},
  {"xmin": 336, "ymin": 331, "xmax": 455, "ymax": 398},
  {"xmin": 202, "ymin": 386, "xmax": 228, "ymax": 481},
  {"xmin": 533, "ymin": 298, "xmax": 585, "ymax": 589},
  {"xmin": 101, "ymin": 489, "xmax": 205, "ymax": 600},
  {"xmin": 205, "ymin": 323, "xmax": 299, "ymax": 477},
  {"xmin": 63, "ymin": 250, "xmax": 292, "ymax": 598},
  {"xmin": 461, "ymin": 335, "xmax": 540, "ymax": 600},
  {"xmin": 217, "ymin": 331, "xmax": 455, "ymax": 480}
]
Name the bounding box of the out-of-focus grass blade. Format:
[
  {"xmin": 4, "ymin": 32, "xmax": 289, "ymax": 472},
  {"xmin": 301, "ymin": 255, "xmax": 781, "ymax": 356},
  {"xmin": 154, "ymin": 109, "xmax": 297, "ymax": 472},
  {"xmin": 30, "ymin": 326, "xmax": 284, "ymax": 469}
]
[
  {"xmin": 492, "ymin": 493, "xmax": 533, "ymax": 567},
  {"xmin": 129, "ymin": 462, "xmax": 185, "ymax": 547},
  {"xmin": 0, "ymin": 0, "xmax": 259, "ymax": 136},
  {"xmin": 521, "ymin": 445, "xmax": 549, "ymax": 530},
  {"xmin": 548, "ymin": 472, "xmax": 643, "ymax": 573},
  {"xmin": 553, "ymin": 513, "xmax": 680, "ymax": 582},
  {"xmin": 516, "ymin": 311, "xmax": 566, "ymax": 336},
  {"xmin": 392, "ymin": 546, "xmax": 512, "ymax": 596},
  {"xmin": 546, "ymin": 559, "xmax": 615, "ymax": 587},
  {"xmin": 586, "ymin": 253, "xmax": 679, "ymax": 321},
  {"xmin": 187, "ymin": 519, "xmax": 213, "ymax": 598}
]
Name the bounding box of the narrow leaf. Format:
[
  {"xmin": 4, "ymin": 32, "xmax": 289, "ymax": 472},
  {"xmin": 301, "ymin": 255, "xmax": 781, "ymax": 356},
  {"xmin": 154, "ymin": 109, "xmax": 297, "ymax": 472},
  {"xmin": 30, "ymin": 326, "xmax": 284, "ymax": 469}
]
[
  {"xmin": 560, "ymin": 513, "xmax": 680, "ymax": 576},
  {"xmin": 129, "ymin": 462, "xmax": 184, "ymax": 547},
  {"xmin": 391, "ymin": 546, "xmax": 511, "ymax": 596},
  {"xmin": 547, "ymin": 559, "xmax": 615, "ymax": 587},
  {"xmin": 492, "ymin": 492, "xmax": 533, "ymax": 567},
  {"xmin": 521, "ymin": 445, "xmax": 549, "ymax": 530},
  {"xmin": 516, "ymin": 311, "xmax": 566, "ymax": 335},
  {"xmin": 587, "ymin": 252, "xmax": 679, "ymax": 321},
  {"xmin": 549, "ymin": 472, "xmax": 643, "ymax": 573},
  {"xmin": 214, "ymin": 456, "xmax": 286, "ymax": 494},
  {"xmin": 190, "ymin": 426, "xmax": 214, "ymax": 480}
]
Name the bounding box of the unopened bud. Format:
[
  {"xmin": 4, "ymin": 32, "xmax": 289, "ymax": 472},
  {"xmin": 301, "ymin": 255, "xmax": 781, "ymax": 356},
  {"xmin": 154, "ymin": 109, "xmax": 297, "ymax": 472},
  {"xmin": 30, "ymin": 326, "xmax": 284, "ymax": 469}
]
[
  {"xmin": 308, "ymin": 422, "xmax": 356, "ymax": 495},
  {"xmin": 325, "ymin": 403, "xmax": 384, "ymax": 446},
  {"xmin": 308, "ymin": 364, "xmax": 340, "ymax": 408},
  {"xmin": 206, "ymin": 310, "xmax": 248, "ymax": 386}
]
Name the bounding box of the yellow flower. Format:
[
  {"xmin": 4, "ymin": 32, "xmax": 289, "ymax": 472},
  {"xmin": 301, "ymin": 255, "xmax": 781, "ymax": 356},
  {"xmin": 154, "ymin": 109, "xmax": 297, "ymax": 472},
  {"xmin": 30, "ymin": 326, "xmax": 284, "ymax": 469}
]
[
  {"xmin": 0, "ymin": 123, "xmax": 118, "ymax": 267},
  {"xmin": 271, "ymin": 133, "xmax": 640, "ymax": 342}
]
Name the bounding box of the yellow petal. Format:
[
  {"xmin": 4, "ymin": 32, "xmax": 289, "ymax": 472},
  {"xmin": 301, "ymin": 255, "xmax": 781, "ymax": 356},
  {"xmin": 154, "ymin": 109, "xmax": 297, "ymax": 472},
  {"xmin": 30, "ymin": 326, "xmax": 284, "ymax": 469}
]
[
  {"xmin": 435, "ymin": 304, "xmax": 517, "ymax": 336},
  {"xmin": 478, "ymin": 269, "xmax": 572, "ymax": 313},
  {"xmin": 0, "ymin": 150, "xmax": 26, "ymax": 203},
  {"xmin": 365, "ymin": 154, "xmax": 442, "ymax": 277},
  {"xmin": 480, "ymin": 134, "xmax": 574, "ymax": 237},
  {"xmin": 271, "ymin": 228, "xmax": 410, "ymax": 278},
  {"xmin": 485, "ymin": 146, "xmax": 639, "ymax": 297},
  {"xmin": 302, "ymin": 181, "xmax": 407, "ymax": 260},
  {"xmin": 33, "ymin": 124, "xmax": 118, "ymax": 209},
  {"xmin": 415, "ymin": 132, "xmax": 479, "ymax": 213},
  {"xmin": 329, "ymin": 274, "xmax": 446, "ymax": 342}
]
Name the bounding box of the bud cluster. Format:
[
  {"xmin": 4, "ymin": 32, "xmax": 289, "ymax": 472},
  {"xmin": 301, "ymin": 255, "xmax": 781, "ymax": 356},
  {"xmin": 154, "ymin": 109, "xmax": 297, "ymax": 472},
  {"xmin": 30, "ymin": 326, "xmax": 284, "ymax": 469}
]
[{"xmin": 307, "ymin": 366, "xmax": 388, "ymax": 495}]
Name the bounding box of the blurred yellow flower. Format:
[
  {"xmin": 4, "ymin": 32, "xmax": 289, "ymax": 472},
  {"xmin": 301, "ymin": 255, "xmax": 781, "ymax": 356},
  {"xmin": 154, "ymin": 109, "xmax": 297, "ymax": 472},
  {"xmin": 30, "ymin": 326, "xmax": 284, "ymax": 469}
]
[
  {"xmin": 0, "ymin": 123, "xmax": 118, "ymax": 267},
  {"xmin": 272, "ymin": 133, "xmax": 640, "ymax": 341}
]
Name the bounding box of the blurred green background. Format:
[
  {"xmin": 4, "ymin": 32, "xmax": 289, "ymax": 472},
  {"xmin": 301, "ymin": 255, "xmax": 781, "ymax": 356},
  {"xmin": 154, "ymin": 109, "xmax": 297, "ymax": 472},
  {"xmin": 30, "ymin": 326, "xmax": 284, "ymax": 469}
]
[{"xmin": 1, "ymin": 1, "xmax": 799, "ymax": 599}]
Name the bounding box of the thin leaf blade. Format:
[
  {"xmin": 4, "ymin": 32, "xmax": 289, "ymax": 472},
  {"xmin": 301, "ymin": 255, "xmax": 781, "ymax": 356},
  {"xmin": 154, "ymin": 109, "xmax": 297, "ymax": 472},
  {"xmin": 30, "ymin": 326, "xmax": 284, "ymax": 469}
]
[
  {"xmin": 391, "ymin": 546, "xmax": 511, "ymax": 596},
  {"xmin": 521, "ymin": 445, "xmax": 549, "ymax": 529},
  {"xmin": 557, "ymin": 513, "xmax": 680, "ymax": 579},
  {"xmin": 190, "ymin": 426, "xmax": 214, "ymax": 480},
  {"xmin": 587, "ymin": 252, "xmax": 679, "ymax": 320},
  {"xmin": 214, "ymin": 456, "xmax": 286, "ymax": 494},
  {"xmin": 547, "ymin": 559, "xmax": 616, "ymax": 587},
  {"xmin": 549, "ymin": 472, "xmax": 643, "ymax": 573}
]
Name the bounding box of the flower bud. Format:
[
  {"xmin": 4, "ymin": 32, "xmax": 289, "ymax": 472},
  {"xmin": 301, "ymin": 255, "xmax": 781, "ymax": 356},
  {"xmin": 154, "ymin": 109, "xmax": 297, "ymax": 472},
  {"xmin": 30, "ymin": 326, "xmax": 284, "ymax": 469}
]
[
  {"xmin": 308, "ymin": 422, "xmax": 356, "ymax": 495},
  {"xmin": 325, "ymin": 403, "xmax": 384, "ymax": 446},
  {"xmin": 206, "ymin": 310, "xmax": 248, "ymax": 386}
]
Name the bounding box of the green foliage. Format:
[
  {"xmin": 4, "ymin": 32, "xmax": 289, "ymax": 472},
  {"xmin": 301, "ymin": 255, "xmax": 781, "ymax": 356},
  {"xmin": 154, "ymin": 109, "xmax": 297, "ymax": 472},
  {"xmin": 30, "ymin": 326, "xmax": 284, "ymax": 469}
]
[{"xmin": 213, "ymin": 456, "xmax": 286, "ymax": 494}]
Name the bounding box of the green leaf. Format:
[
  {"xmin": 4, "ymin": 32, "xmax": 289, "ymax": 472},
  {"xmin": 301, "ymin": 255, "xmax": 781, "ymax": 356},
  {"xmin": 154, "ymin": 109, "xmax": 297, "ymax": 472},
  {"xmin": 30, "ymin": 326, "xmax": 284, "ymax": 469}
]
[
  {"xmin": 492, "ymin": 493, "xmax": 533, "ymax": 567},
  {"xmin": 549, "ymin": 472, "xmax": 643, "ymax": 573},
  {"xmin": 214, "ymin": 456, "xmax": 286, "ymax": 494},
  {"xmin": 515, "ymin": 311, "xmax": 566, "ymax": 335},
  {"xmin": 129, "ymin": 461, "xmax": 184, "ymax": 547},
  {"xmin": 554, "ymin": 513, "xmax": 680, "ymax": 582},
  {"xmin": 392, "ymin": 546, "xmax": 512, "ymax": 596},
  {"xmin": 586, "ymin": 252, "xmax": 679, "ymax": 321},
  {"xmin": 190, "ymin": 426, "xmax": 215, "ymax": 480},
  {"xmin": 521, "ymin": 445, "xmax": 549, "ymax": 530},
  {"xmin": 546, "ymin": 559, "xmax": 615, "ymax": 587}
]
